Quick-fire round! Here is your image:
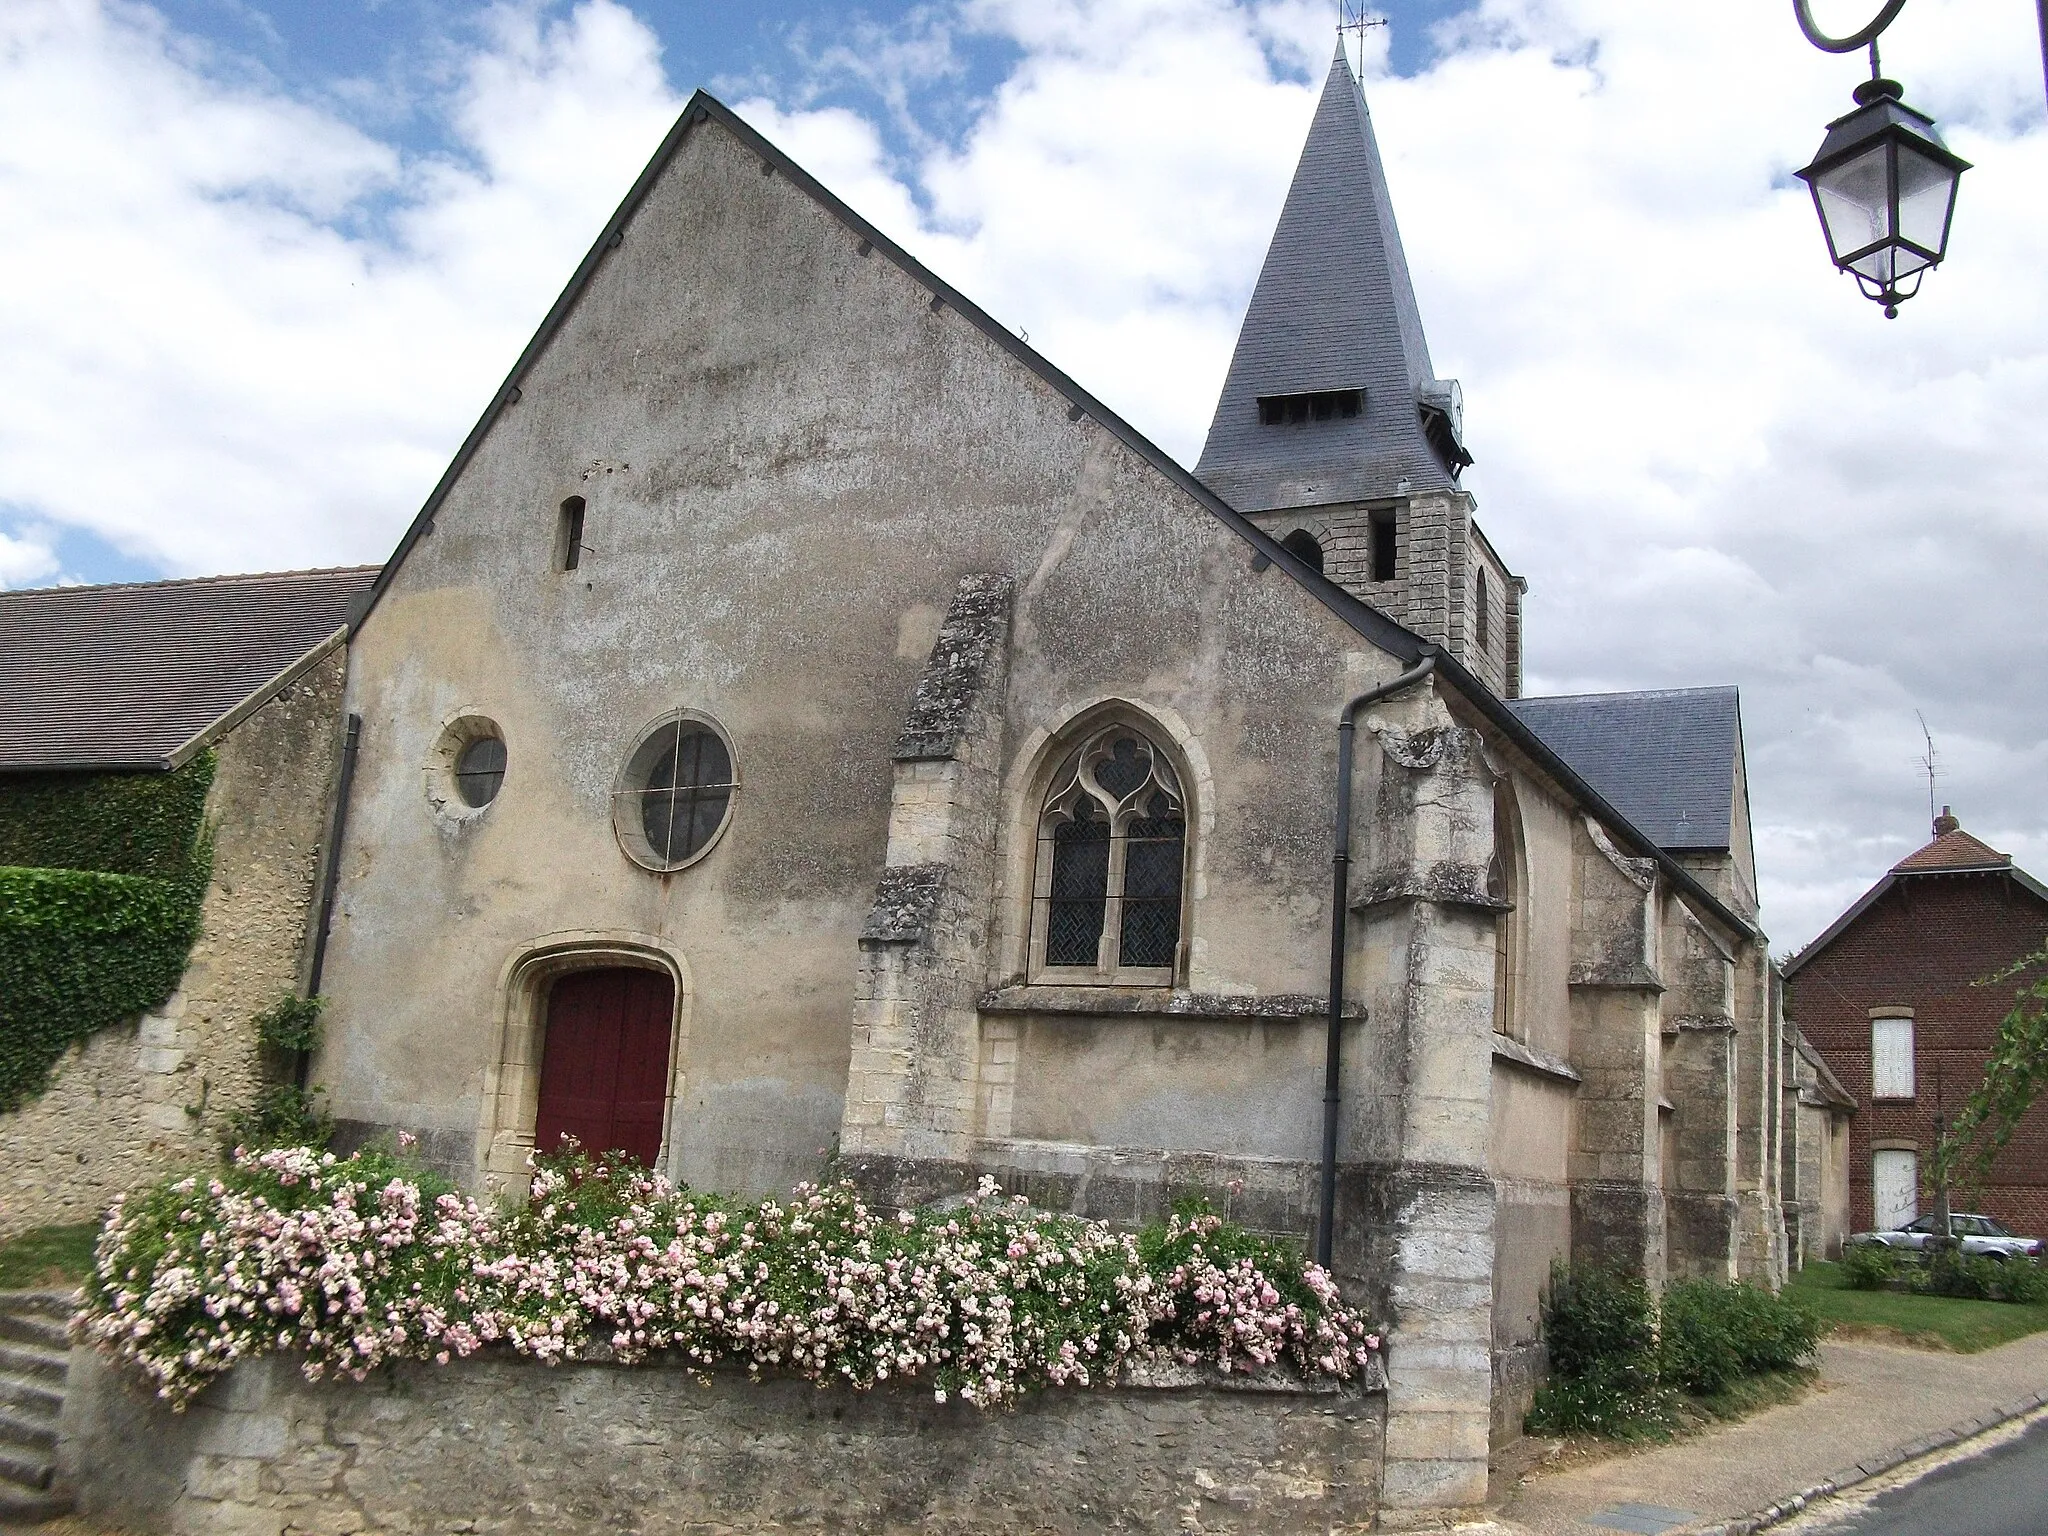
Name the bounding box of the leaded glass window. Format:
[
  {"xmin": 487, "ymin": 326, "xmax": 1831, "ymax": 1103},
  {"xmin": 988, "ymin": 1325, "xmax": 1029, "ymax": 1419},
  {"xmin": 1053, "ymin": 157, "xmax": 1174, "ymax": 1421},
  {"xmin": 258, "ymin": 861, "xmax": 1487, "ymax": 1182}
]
[
  {"xmin": 1032, "ymin": 726, "xmax": 1186, "ymax": 981},
  {"xmin": 614, "ymin": 715, "xmax": 738, "ymax": 872}
]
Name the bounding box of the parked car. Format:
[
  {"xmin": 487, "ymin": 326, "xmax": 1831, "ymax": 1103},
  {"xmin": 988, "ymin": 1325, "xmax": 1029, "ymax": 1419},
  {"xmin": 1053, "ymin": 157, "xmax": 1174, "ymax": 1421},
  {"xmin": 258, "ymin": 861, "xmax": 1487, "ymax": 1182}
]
[{"xmin": 1845, "ymin": 1212, "xmax": 2043, "ymax": 1261}]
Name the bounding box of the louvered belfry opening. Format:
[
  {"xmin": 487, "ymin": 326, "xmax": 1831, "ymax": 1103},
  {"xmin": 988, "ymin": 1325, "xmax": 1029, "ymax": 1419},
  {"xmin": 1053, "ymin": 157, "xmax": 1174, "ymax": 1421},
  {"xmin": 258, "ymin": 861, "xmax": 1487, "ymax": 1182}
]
[
  {"xmin": 1034, "ymin": 727, "xmax": 1187, "ymax": 980},
  {"xmin": 534, "ymin": 967, "xmax": 674, "ymax": 1167}
]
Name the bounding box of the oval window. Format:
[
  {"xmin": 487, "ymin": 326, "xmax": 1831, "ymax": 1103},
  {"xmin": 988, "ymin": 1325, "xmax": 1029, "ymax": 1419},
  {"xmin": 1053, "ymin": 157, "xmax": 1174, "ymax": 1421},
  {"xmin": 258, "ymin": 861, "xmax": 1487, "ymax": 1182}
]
[
  {"xmin": 614, "ymin": 715, "xmax": 738, "ymax": 872},
  {"xmin": 455, "ymin": 736, "xmax": 507, "ymax": 807}
]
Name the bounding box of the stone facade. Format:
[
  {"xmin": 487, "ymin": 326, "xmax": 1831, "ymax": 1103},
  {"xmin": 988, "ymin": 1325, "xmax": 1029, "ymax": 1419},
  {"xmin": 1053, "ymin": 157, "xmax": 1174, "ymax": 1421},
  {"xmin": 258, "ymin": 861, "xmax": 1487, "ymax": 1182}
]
[
  {"xmin": 60, "ymin": 1351, "xmax": 1388, "ymax": 1535},
  {"xmin": 0, "ymin": 651, "xmax": 349, "ymax": 1238},
  {"xmin": 282, "ymin": 81, "xmax": 1789, "ymax": 1521}
]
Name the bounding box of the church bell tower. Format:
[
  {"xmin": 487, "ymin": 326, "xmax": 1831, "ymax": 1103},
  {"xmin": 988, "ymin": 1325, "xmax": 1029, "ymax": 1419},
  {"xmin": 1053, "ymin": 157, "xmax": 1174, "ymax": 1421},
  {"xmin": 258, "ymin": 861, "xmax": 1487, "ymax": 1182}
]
[{"xmin": 1196, "ymin": 48, "xmax": 1524, "ymax": 697}]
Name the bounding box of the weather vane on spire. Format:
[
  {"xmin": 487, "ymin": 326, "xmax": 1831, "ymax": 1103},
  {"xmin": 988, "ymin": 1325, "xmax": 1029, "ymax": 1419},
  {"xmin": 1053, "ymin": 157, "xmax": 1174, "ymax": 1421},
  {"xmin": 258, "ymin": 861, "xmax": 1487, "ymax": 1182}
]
[{"xmin": 1339, "ymin": 2, "xmax": 1388, "ymax": 78}]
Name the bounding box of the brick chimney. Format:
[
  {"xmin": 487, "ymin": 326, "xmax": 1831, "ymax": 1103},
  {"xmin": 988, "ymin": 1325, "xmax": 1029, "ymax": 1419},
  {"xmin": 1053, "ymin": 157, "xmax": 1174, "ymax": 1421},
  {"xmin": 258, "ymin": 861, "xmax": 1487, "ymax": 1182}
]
[{"xmin": 1933, "ymin": 805, "xmax": 1960, "ymax": 837}]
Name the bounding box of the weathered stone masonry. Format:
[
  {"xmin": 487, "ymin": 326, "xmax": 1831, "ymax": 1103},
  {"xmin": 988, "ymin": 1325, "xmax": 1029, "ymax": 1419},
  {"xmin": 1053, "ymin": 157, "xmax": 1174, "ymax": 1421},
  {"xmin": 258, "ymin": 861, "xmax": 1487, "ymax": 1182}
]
[
  {"xmin": 60, "ymin": 1352, "xmax": 1389, "ymax": 1536},
  {"xmin": 0, "ymin": 652, "xmax": 350, "ymax": 1238}
]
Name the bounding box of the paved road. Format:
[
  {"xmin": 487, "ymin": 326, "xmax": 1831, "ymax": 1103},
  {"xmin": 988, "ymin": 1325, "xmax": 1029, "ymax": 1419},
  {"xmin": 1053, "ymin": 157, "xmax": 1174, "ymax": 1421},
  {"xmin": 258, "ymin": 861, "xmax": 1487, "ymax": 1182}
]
[{"xmin": 1789, "ymin": 1413, "xmax": 2048, "ymax": 1535}]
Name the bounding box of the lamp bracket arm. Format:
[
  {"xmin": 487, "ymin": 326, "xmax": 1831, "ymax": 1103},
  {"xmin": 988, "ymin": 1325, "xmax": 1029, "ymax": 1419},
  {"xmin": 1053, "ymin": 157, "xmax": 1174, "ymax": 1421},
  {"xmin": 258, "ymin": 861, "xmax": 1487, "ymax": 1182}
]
[{"xmin": 1793, "ymin": 0, "xmax": 1908, "ymax": 53}]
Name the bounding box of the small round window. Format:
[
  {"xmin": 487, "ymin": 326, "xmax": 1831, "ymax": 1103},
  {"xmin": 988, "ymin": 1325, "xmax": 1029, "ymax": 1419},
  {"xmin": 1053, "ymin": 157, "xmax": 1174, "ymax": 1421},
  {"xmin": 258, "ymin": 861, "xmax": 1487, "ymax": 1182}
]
[
  {"xmin": 455, "ymin": 736, "xmax": 507, "ymax": 807},
  {"xmin": 614, "ymin": 714, "xmax": 737, "ymax": 872},
  {"xmin": 426, "ymin": 713, "xmax": 506, "ymax": 822}
]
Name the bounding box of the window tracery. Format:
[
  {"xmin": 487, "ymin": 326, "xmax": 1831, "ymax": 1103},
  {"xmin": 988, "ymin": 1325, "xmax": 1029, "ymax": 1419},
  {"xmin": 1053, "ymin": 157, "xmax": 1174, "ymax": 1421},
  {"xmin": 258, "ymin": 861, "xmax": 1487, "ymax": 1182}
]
[{"xmin": 1033, "ymin": 725, "xmax": 1187, "ymax": 981}]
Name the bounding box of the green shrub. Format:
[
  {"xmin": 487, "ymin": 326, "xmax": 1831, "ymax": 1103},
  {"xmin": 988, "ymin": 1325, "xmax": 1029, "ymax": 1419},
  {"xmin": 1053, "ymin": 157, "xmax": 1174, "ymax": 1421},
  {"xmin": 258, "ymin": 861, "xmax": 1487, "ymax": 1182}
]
[
  {"xmin": 1910, "ymin": 1249, "xmax": 2048, "ymax": 1304},
  {"xmin": 1526, "ymin": 1263, "xmax": 1674, "ymax": 1439},
  {"xmin": 1996, "ymin": 1260, "xmax": 2048, "ymax": 1305},
  {"xmin": 1916, "ymin": 1247, "xmax": 2001, "ymax": 1300},
  {"xmin": 1838, "ymin": 1243, "xmax": 1900, "ymax": 1290},
  {"xmin": 223, "ymin": 1084, "xmax": 333, "ymax": 1153},
  {"xmin": 1541, "ymin": 1261, "xmax": 1658, "ymax": 1376},
  {"xmin": 1660, "ymin": 1279, "xmax": 1819, "ymax": 1395},
  {"xmin": 252, "ymin": 994, "xmax": 325, "ymax": 1055}
]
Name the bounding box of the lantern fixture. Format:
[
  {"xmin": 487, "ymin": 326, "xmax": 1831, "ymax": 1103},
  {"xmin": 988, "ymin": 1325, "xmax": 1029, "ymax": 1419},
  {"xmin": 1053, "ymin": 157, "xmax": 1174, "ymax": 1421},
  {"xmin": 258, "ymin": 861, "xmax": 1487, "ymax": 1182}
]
[{"xmin": 1795, "ymin": 75, "xmax": 1969, "ymax": 318}]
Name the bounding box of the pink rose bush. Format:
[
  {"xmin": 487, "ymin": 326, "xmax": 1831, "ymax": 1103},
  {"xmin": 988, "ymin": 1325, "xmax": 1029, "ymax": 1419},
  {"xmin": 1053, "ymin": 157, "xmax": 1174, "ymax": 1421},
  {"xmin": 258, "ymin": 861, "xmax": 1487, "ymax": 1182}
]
[{"xmin": 77, "ymin": 1144, "xmax": 1380, "ymax": 1410}]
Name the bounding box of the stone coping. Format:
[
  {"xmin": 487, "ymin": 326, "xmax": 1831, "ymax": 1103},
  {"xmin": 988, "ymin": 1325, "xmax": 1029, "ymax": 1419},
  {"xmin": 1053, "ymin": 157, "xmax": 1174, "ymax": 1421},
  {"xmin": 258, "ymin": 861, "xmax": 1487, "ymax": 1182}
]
[{"xmin": 1490, "ymin": 1032, "xmax": 1581, "ymax": 1084}]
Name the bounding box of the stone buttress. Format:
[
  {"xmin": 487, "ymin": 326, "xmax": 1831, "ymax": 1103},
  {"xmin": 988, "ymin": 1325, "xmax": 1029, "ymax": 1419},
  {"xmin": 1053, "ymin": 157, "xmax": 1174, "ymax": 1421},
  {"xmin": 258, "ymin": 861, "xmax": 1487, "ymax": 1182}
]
[
  {"xmin": 1566, "ymin": 817, "xmax": 1668, "ymax": 1282},
  {"xmin": 1343, "ymin": 686, "xmax": 1501, "ymax": 1510},
  {"xmin": 840, "ymin": 575, "xmax": 1014, "ymax": 1191}
]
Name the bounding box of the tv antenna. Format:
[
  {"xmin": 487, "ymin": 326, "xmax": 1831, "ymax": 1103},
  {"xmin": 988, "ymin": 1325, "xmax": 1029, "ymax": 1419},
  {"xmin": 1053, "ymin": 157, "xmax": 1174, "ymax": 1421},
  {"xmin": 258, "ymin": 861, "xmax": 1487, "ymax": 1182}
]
[
  {"xmin": 1340, "ymin": 2, "xmax": 1388, "ymax": 78},
  {"xmin": 1915, "ymin": 710, "xmax": 1941, "ymax": 827}
]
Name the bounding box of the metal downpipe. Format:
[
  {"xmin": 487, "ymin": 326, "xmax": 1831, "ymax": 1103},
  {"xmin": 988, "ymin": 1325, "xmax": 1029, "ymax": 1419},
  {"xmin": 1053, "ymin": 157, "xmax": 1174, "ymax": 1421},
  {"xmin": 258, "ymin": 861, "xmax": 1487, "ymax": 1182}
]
[
  {"xmin": 297, "ymin": 712, "xmax": 362, "ymax": 1091},
  {"xmin": 1317, "ymin": 653, "xmax": 1437, "ymax": 1269}
]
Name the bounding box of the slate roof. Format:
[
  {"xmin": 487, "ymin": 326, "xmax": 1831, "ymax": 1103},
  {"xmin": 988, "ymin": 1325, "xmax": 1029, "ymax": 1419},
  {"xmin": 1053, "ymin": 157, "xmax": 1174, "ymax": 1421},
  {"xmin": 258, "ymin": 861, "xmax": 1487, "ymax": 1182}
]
[
  {"xmin": 1504, "ymin": 687, "xmax": 1741, "ymax": 852},
  {"xmin": 1194, "ymin": 48, "xmax": 1457, "ymax": 512},
  {"xmin": 1893, "ymin": 826, "xmax": 2012, "ymax": 873},
  {"xmin": 0, "ymin": 568, "xmax": 376, "ymax": 772}
]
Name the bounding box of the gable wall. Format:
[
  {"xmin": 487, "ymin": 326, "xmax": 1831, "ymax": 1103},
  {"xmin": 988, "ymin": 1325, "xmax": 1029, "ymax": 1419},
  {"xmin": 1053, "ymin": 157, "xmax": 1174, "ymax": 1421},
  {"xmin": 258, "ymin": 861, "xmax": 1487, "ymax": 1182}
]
[
  {"xmin": 1791, "ymin": 874, "xmax": 2048, "ymax": 1236},
  {"xmin": 317, "ymin": 116, "xmax": 1407, "ymax": 1198}
]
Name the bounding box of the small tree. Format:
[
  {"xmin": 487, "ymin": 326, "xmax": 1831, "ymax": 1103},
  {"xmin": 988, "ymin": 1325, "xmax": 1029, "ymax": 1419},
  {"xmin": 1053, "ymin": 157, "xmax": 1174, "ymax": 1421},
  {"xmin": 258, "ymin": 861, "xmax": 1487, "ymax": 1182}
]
[{"xmin": 1931, "ymin": 946, "xmax": 2048, "ymax": 1208}]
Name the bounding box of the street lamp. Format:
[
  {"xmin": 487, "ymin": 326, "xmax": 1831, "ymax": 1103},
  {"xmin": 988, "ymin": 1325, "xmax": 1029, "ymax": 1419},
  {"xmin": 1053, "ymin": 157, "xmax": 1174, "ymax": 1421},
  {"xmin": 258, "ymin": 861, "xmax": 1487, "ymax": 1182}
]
[
  {"xmin": 1790, "ymin": 0, "xmax": 2048, "ymax": 317},
  {"xmin": 1794, "ymin": 76, "xmax": 1969, "ymax": 318}
]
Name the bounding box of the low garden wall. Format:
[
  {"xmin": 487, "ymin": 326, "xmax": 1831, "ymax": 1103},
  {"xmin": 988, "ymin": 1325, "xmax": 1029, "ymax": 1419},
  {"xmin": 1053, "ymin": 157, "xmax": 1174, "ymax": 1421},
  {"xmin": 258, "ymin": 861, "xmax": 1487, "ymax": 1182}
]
[{"xmin": 60, "ymin": 1350, "xmax": 1387, "ymax": 1534}]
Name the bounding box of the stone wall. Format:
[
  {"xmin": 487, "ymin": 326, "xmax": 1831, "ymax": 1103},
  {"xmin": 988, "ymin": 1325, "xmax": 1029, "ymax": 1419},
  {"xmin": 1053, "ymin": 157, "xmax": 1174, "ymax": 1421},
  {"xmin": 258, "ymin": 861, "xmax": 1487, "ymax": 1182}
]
[
  {"xmin": 0, "ymin": 651, "xmax": 347, "ymax": 1238},
  {"xmin": 60, "ymin": 1351, "xmax": 1387, "ymax": 1535}
]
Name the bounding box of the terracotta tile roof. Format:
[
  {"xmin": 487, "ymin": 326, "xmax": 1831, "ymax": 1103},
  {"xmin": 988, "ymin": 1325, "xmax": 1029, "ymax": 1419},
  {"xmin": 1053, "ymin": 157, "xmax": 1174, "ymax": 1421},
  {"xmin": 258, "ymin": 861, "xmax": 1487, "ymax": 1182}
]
[
  {"xmin": 0, "ymin": 567, "xmax": 375, "ymax": 772},
  {"xmin": 1892, "ymin": 826, "xmax": 2013, "ymax": 873}
]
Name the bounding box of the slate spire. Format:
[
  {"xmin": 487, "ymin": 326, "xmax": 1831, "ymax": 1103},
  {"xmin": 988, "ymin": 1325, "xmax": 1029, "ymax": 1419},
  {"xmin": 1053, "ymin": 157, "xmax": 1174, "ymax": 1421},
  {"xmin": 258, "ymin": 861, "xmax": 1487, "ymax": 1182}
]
[{"xmin": 1195, "ymin": 47, "xmax": 1467, "ymax": 512}]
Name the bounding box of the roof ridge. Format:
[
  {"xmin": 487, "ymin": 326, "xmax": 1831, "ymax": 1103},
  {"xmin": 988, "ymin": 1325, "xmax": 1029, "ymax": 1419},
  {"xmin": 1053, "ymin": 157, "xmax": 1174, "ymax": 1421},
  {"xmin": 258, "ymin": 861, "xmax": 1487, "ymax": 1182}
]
[
  {"xmin": 1892, "ymin": 824, "xmax": 2013, "ymax": 872},
  {"xmin": 0, "ymin": 565, "xmax": 381, "ymax": 599},
  {"xmin": 1513, "ymin": 684, "xmax": 1739, "ymax": 705}
]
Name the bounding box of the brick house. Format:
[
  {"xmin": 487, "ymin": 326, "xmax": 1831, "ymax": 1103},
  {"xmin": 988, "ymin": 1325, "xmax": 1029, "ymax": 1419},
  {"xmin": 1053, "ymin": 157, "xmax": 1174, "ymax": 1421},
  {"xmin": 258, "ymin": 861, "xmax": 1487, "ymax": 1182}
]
[{"xmin": 1786, "ymin": 811, "xmax": 2048, "ymax": 1239}]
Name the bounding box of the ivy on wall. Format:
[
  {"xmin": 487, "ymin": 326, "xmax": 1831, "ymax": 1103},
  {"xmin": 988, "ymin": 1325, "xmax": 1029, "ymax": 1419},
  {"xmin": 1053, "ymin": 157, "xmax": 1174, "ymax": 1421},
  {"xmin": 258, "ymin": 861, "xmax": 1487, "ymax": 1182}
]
[
  {"xmin": 0, "ymin": 755, "xmax": 216, "ymax": 1111},
  {"xmin": 0, "ymin": 757, "xmax": 217, "ymax": 880}
]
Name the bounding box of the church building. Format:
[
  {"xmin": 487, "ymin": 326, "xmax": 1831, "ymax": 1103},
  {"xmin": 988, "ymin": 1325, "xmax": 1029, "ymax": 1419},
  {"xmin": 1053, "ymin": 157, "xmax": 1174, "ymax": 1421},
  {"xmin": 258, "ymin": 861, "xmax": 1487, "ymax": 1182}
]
[{"xmin": 161, "ymin": 51, "xmax": 1787, "ymax": 1510}]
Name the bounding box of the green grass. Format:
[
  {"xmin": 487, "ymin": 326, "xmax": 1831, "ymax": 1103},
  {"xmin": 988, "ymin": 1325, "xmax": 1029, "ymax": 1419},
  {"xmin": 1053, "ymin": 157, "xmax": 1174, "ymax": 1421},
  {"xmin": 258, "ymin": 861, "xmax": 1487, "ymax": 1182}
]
[
  {"xmin": 1789, "ymin": 1260, "xmax": 2048, "ymax": 1353},
  {"xmin": 0, "ymin": 1221, "xmax": 97, "ymax": 1289},
  {"xmin": 1683, "ymin": 1366, "xmax": 1816, "ymax": 1425}
]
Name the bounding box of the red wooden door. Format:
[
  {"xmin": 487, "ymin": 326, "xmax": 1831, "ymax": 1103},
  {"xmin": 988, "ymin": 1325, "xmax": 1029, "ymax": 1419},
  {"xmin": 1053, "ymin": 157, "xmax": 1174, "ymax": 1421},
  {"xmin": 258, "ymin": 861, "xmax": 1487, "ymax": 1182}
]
[{"xmin": 533, "ymin": 968, "xmax": 674, "ymax": 1168}]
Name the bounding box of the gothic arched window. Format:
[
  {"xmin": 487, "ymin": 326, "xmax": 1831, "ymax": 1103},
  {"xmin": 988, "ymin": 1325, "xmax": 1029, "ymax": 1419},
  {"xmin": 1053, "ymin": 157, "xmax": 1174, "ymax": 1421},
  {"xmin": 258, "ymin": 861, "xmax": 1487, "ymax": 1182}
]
[
  {"xmin": 1032, "ymin": 725, "xmax": 1187, "ymax": 982},
  {"xmin": 1490, "ymin": 781, "xmax": 1525, "ymax": 1041}
]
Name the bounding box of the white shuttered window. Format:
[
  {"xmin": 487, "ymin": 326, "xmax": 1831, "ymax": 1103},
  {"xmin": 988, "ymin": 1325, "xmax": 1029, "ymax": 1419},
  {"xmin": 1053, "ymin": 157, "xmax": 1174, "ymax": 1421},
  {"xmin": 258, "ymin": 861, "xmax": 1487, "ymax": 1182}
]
[{"xmin": 1872, "ymin": 1016, "xmax": 1915, "ymax": 1099}]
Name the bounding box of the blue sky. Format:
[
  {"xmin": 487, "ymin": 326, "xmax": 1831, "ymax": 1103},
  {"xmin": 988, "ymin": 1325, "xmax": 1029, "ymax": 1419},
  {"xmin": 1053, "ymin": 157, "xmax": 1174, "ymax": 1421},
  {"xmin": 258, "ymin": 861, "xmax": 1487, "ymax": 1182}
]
[{"xmin": 3, "ymin": 0, "xmax": 2046, "ymax": 946}]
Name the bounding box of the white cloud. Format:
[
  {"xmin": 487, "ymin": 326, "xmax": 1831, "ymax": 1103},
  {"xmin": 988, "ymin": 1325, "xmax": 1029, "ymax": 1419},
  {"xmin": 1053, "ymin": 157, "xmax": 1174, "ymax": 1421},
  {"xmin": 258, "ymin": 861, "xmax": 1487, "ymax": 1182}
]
[
  {"xmin": 0, "ymin": 524, "xmax": 59, "ymax": 588},
  {"xmin": 1, "ymin": 0, "xmax": 2043, "ymax": 948},
  {"xmin": 0, "ymin": 0, "xmax": 680, "ymax": 579}
]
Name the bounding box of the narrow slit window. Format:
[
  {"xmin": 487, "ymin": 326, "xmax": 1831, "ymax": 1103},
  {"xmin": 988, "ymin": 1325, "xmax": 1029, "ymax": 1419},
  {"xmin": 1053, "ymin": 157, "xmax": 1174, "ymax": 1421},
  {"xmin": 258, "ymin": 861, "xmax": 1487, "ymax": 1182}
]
[
  {"xmin": 560, "ymin": 496, "xmax": 587, "ymax": 572},
  {"xmin": 1281, "ymin": 529, "xmax": 1324, "ymax": 573},
  {"xmin": 1476, "ymin": 568, "xmax": 1490, "ymax": 650},
  {"xmin": 1371, "ymin": 511, "xmax": 1397, "ymax": 582}
]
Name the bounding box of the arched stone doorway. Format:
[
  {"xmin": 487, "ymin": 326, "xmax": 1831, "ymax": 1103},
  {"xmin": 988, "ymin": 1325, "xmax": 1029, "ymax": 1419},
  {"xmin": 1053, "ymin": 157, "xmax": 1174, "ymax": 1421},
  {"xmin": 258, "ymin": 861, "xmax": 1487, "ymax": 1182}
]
[
  {"xmin": 478, "ymin": 933, "xmax": 691, "ymax": 1189},
  {"xmin": 534, "ymin": 967, "xmax": 675, "ymax": 1167}
]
